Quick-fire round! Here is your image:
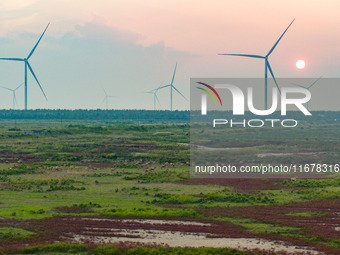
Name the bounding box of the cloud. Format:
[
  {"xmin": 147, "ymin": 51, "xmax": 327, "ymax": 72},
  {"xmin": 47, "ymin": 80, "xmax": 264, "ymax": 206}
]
[
  {"xmin": 75, "ymin": 20, "xmax": 140, "ymax": 45},
  {"xmin": 0, "ymin": 13, "xmax": 39, "ymax": 37},
  {"xmin": 0, "ymin": 0, "xmax": 37, "ymax": 11},
  {"xmin": 0, "ymin": 20, "xmax": 194, "ymax": 110},
  {"xmin": 0, "ymin": 0, "xmax": 339, "ymax": 110}
]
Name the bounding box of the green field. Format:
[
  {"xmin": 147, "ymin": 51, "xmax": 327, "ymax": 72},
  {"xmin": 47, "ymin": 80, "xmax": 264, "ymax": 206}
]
[{"xmin": 0, "ymin": 119, "xmax": 339, "ymax": 254}]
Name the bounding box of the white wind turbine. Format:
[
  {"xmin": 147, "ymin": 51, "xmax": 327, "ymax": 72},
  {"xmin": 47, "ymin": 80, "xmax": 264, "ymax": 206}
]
[
  {"xmin": 102, "ymin": 88, "xmax": 115, "ymax": 109},
  {"xmin": 145, "ymin": 83, "xmax": 163, "ymax": 110},
  {"xmin": 156, "ymin": 62, "xmax": 187, "ymax": 111},
  {"xmin": 292, "ymin": 76, "xmax": 322, "ymax": 110},
  {"xmin": 0, "ymin": 23, "xmax": 50, "ymax": 110},
  {"xmin": 0, "ymin": 83, "xmax": 24, "ymax": 109},
  {"xmin": 219, "ymin": 19, "xmax": 295, "ymax": 109}
]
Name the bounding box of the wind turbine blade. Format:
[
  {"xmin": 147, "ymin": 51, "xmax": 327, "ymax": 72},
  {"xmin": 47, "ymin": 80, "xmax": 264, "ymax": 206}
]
[
  {"xmin": 27, "ymin": 23, "xmax": 50, "ymax": 60},
  {"xmin": 155, "ymin": 94, "xmax": 161, "ymax": 106},
  {"xmin": 0, "ymin": 86, "xmax": 13, "ymax": 92},
  {"xmin": 267, "ymin": 61, "xmax": 281, "ymax": 94},
  {"xmin": 156, "ymin": 84, "xmax": 171, "ymax": 90},
  {"xmin": 150, "ymin": 84, "xmax": 169, "ymax": 93},
  {"xmin": 218, "ymin": 53, "xmax": 265, "ymax": 59},
  {"xmin": 292, "ymin": 83, "xmax": 308, "ymax": 89},
  {"xmin": 308, "ymin": 76, "xmax": 322, "ymax": 89},
  {"xmin": 170, "ymin": 62, "xmax": 177, "ymax": 85},
  {"xmin": 102, "ymin": 88, "xmax": 108, "ymax": 96},
  {"xmin": 152, "ymin": 82, "xmax": 164, "ymax": 92},
  {"xmin": 172, "ymin": 86, "xmax": 188, "ymax": 101},
  {"xmin": 14, "ymin": 82, "xmax": 24, "ymax": 91},
  {"xmin": 0, "ymin": 58, "xmax": 24, "ymax": 61},
  {"xmin": 266, "ymin": 19, "xmax": 295, "ymax": 57},
  {"xmin": 27, "ymin": 62, "xmax": 47, "ymax": 100},
  {"xmin": 101, "ymin": 98, "xmax": 106, "ymax": 104}
]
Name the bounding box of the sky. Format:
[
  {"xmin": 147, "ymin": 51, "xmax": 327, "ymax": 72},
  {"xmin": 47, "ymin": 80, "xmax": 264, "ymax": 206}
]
[{"xmin": 0, "ymin": 0, "xmax": 339, "ymax": 110}]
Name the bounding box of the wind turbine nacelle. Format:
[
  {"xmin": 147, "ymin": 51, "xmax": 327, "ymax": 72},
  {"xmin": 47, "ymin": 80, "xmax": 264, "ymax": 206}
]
[{"xmin": 200, "ymin": 85, "xmax": 311, "ymax": 116}]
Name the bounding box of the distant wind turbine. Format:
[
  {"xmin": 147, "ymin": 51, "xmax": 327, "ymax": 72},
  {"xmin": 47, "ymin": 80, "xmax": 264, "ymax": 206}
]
[
  {"xmin": 0, "ymin": 23, "xmax": 50, "ymax": 110},
  {"xmin": 219, "ymin": 19, "xmax": 295, "ymax": 110},
  {"xmin": 102, "ymin": 88, "xmax": 115, "ymax": 109},
  {"xmin": 156, "ymin": 62, "xmax": 187, "ymax": 111},
  {"xmin": 292, "ymin": 76, "xmax": 322, "ymax": 110},
  {"xmin": 145, "ymin": 83, "xmax": 163, "ymax": 110},
  {"xmin": 0, "ymin": 83, "xmax": 24, "ymax": 109}
]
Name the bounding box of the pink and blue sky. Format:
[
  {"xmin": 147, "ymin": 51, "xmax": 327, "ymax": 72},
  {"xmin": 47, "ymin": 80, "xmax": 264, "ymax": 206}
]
[{"xmin": 0, "ymin": 0, "xmax": 339, "ymax": 110}]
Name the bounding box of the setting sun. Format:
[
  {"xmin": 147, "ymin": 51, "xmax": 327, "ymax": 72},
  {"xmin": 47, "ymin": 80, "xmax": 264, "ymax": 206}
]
[{"xmin": 296, "ymin": 59, "xmax": 306, "ymax": 69}]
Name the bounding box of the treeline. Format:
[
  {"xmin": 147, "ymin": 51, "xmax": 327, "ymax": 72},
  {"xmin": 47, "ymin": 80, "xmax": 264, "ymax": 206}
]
[
  {"xmin": 0, "ymin": 109, "xmax": 190, "ymax": 122},
  {"xmin": 0, "ymin": 109, "xmax": 339, "ymax": 122}
]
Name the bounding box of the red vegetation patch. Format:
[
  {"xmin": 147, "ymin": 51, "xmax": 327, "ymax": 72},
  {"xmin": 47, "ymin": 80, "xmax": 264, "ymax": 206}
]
[
  {"xmin": 0, "ymin": 214, "xmax": 338, "ymax": 254},
  {"xmin": 0, "ymin": 216, "xmax": 249, "ymax": 252},
  {"xmin": 0, "ymin": 154, "xmax": 40, "ymax": 164},
  {"xmin": 200, "ymin": 198, "xmax": 340, "ymax": 254}
]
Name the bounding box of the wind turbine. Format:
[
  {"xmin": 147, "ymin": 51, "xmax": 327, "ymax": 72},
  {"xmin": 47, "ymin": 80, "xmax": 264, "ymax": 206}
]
[
  {"xmin": 0, "ymin": 83, "xmax": 24, "ymax": 109},
  {"xmin": 0, "ymin": 23, "xmax": 49, "ymax": 110},
  {"xmin": 292, "ymin": 76, "xmax": 322, "ymax": 110},
  {"xmin": 156, "ymin": 62, "xmax": 187, "ymax": 111},
  {"xmin": 102, "ymin": 88, "xmax": 115, "ymax": 109},
  {"xmin": 219, "ymin": 19, "xmax": 295, "ymax": 109},
  {"xmin": 145, "ymin": 83, "xmax": 162, "ymax": 110}
]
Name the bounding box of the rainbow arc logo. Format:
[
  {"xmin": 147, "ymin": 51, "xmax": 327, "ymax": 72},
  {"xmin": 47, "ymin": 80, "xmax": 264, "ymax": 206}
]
[{"xmin": 196, "ymin": 82, "xmax": 222, "ymax": 106}]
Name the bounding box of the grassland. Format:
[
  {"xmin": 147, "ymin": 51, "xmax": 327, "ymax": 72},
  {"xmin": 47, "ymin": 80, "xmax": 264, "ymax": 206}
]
[{"xmin": 0, "ymin": 119, "xmax": 339, "ymax": 254}]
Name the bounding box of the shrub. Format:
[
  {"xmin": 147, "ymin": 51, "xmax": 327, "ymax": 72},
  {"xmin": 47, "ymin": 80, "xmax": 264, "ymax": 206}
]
[
  {"xmin": 205, "ymin": 192, "xmax": 275, "ymax": 204},
  {"xmin": 151, "ymin": 193, "xmax": 200, "ymax": 204},
  {"xmin": 20, "ymin": 242, "xmax": 89, "ymax": 254},
  {"xmin": 281, "ymin": 178, "xmax": 340, "ymax": 188},
  {"xmin": 92, "ymin": 245, "xmax": 120, "ymax": 255}
]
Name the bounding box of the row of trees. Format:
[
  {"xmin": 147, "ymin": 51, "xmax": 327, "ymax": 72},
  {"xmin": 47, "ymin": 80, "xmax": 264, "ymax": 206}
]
[
  {"xmin": 0, "ymin": 109, "xmax": 338, "ymax": 122},
  {"xmin": 0, "ymin": 109, "xmax": 190, "ymax": 122}
]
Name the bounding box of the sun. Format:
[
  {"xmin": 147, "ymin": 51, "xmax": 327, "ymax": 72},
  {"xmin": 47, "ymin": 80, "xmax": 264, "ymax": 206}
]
[{"xmin": 296, "ymin": 60, "xmax": 306, "ymax": 69}]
